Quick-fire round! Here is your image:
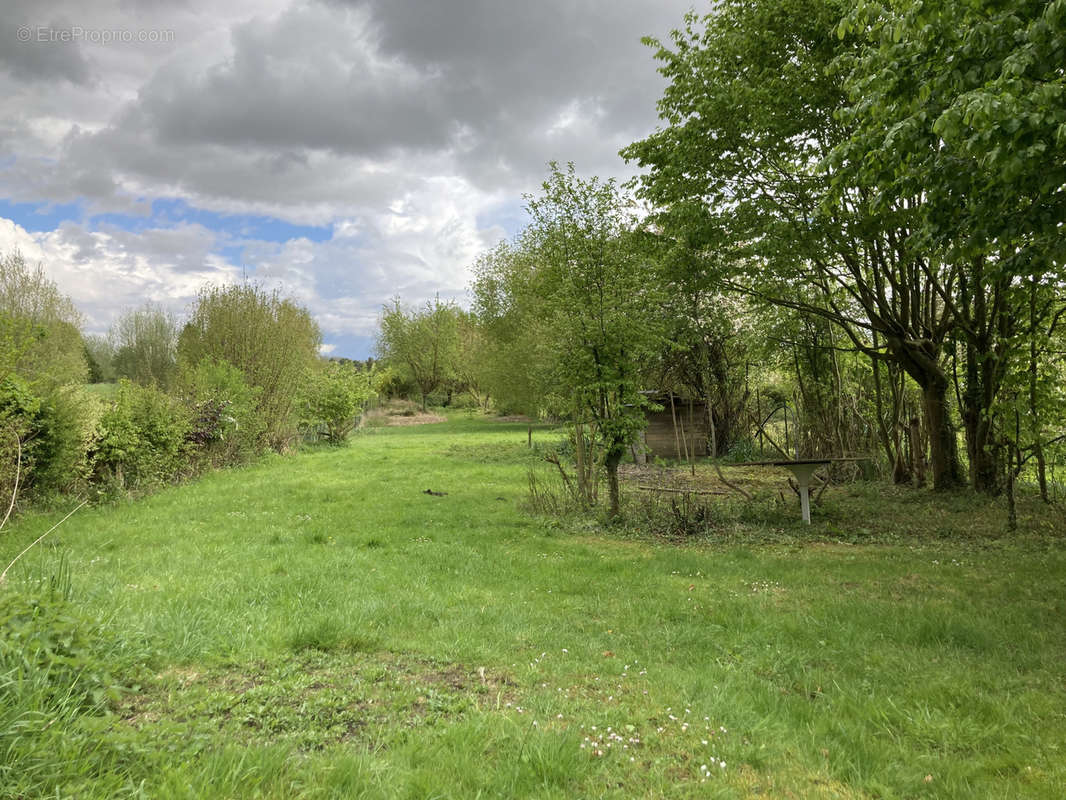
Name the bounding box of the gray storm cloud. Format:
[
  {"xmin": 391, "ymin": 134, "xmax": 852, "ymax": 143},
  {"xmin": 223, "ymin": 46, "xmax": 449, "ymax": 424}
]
[{"xmin": 0, "ymin": 0, "xmax": 693, "ymax": 353}]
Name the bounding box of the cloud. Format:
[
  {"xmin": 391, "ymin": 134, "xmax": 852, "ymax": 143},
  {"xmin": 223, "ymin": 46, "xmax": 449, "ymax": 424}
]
[
  {"xmin": 0, "ymin": 0, "xmax": 694, "ymax": 355},
  {"xmin": 0, "ymin": 1, "xmax": 93, "ymax": 85}
]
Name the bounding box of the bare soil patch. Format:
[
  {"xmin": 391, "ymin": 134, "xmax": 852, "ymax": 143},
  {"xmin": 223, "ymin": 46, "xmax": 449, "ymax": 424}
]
[{"xmin": 386, "ymin": 413, "xmax": 447, "ymax": 426}]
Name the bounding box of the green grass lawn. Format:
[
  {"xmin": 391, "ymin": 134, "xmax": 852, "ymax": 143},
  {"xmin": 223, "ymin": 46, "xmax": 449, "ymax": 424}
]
[{"xmin": 2, "ymin": 415, "xmax": 1065, "ymax": 798}]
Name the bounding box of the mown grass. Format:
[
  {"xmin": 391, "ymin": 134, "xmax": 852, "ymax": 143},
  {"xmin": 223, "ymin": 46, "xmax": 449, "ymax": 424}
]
[{"xmin": 1, "ymin": 414, "xmax": 1064, "ymax": 798}]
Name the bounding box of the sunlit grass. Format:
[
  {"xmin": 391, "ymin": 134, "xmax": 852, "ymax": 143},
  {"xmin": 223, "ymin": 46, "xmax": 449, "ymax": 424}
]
[{"xmin": 2, "ymin": 413, "xmax": 1064, "ymax": 798}]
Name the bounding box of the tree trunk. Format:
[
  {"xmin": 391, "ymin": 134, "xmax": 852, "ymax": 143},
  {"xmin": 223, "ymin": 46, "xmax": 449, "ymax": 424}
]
[
  {"xmin": 921, "ymin": 375, "xmax": 963, "ymax": 491},
  {"xmin": 1029, "ymin": 279, "xmax": 1049, "ymax": 502},
  {"xmin": 909, "ymin": 416, "xmax": 926, "ymax": 488},
  {"xmin": 1006, "ymin": 446, "xmax": 1018, "ymax": 532},
  {"xmin": 963, "ymin": 410, "xmax": 1000, "ymax": 494},
  {"xmin": 884, "ymin": 330, "xmax": 960, "ymax": 491},
  {"xmin": 606, "ymin": 448, "xmax": 623, "ymax": 518}
]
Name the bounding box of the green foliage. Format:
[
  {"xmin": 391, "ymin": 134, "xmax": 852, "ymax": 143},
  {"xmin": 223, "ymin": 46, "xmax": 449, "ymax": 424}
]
[
  {"xmin": 471, "ymin": 242, "xmax": 554, "ymax": 416},
  {"xmin": 178, "ymin": 358, "xmax": 265, "ymax": 467},
  {"xmin": 525, "ymin": 164, "xmax": 663, "ymax": 435},
  {"xmin": 0, "ymin": 250, "xmax": 88, "ymax": 388},
  {"xmin": 0, "ymin": 564, "xmax": 121, "ymax": 714},
  {"xmin": 826, "ymin": 0, "xmax": 1065, "ymax": 492},
  {"xmin": 83, "ymin": 336, "xmax": 109, "ymax": 383},
  {"xmin": 93, "ymin": 379, "xmax": 191, "ymax": 492},
  {"xmin": 377, "ymin": 296, "xmax": 461, "ymax": 411},
  {"xmin": 178, "ymin": 283, "xmax": 321, "ymax": 451},
  {"xmin": 2, "ymin": 419, "xmax": 1065, "ymax": 797},
  {"xmin": 475, "ymin": 163, "xmax": 666, "ymax": 514},
  {"xmin": 110, "ymin": 304, "xmax": 179, "ymax": 390},
  {"xmin": 0, "ymin": 376, "xmax": 37, "ymax": 504},
  {"xmin": 299, "ymin": 360, "xmax": 376, "ymax": 445},
  {"xmin": 834, "ymin": 0, "xmax": 1065, "ymax": 267},
  {"xmin": 0, "ymin": 377, "xmax": 97, "ymax": 502}
]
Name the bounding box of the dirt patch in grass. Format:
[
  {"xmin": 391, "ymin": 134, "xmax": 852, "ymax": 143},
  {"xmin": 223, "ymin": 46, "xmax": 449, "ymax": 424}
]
[
  {"xmin": 490, "ymin": 414, "xmax": 534, "ymax": 423},
  {"xmin": 384, "ymin": 413, "xmax": 447, "ymax": 426}
]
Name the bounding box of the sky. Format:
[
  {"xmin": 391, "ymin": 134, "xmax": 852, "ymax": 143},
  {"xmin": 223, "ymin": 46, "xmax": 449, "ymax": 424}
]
[{"xmin": 1, "ymin": 0, "xmax": 694, "ymax": 358}]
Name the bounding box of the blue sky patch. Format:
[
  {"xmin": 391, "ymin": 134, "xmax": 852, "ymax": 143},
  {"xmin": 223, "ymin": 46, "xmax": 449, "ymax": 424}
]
[
  {"xmin": 91, "ymin": 197, "xmax": 333, "ymax": 244},
  {"xmin": 0, "ymin": 198, "xmax": 84, "ymax": 231}
]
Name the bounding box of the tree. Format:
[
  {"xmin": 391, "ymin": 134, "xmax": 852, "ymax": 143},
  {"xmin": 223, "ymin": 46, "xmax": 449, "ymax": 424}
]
[
  {"xmin": 623, "ymin": 0, "xmax": 972, "ymax": 489},
  {"xmin": 83, "ymin": 335, "xmax": 116, "ymax": 383},
  {"xmin": 650, "ymin": 245, "xmax": 753, "ymax": 457},
  {"xmin": 453, "ymin": 310, "xmax": 493, "ymax": 411},
  {"xmin": 475, "ymin": 163, "xmax": 664, "ymax": 517},
  {"xmin": 300, "ymin": 360, "xmax": 376, "ymax": 444},
  {"xmin": 829, "ymin": 0, "xmax": 1066, "ymax": 492},
  {"xmin": 110, "ymin": 304, "xmax": 179, "ymax": 390},
  {"xmin": 0, "ymin": 250, "xmax": 88, "ymax": 388},
  {"xmin": 376, "ymin": 296, "xmax": 460, "ymax": 411},
  {"xmin": 178, "ymin": 283, "xmax": 321, "ymax": 450},
  {"xmin": 471, "ymin": 242, "xmax": 556, "ymax": 416}
]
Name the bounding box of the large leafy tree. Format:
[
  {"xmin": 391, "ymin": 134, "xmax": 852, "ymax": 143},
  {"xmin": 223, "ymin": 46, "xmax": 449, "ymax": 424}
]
[
  {"xmin": 830, "ymin": 0, "xmax": 1066, "ymax": 491},
  {"xmin": 623, "ymin": 0, "xmax": 973, "ymax": 489}
]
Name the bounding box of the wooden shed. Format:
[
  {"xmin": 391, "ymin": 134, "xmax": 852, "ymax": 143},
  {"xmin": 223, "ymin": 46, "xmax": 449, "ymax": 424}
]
[{"xmin": 639, "ymin": 395, "xmax": 711, "ymax": 461}]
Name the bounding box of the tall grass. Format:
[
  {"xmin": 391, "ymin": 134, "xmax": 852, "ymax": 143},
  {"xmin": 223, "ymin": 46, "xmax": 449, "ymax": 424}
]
[{"xmin": 0, "ymin": 413, "xmax": 1063, "ymax": 798}]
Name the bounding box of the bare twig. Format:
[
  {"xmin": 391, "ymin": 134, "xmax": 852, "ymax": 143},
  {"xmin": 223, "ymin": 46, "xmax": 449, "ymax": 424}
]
[
  {"xmin": 544, "ymin": 452, "xmax": 575, "ymax": 497},
  {"xmin": 714, "ymin": 463, "xmax": 753, "ymax": 500},
  {"xmin": 813, "ymin": 472, "xmax": 832, "ymax": 503},
  {"xmin": 1, "ymin": 500, "xmax": 87, "ymax": 585}
]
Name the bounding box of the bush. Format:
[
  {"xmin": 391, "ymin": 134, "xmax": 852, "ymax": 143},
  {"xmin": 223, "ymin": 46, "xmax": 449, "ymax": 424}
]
[
  {"xmin": 109, "ymin": 305, "xmax": 179, "ymax": 390},
  {"xmin": 178, "ymin": 283, "xmax": 320, "ymax": 451},
  {"xmin": 299, "ymin": 362, "xmax": 375, "ymax": 444},
  {"xmin": 92, "ymin": 380, "xmax": 191, "ymax": 492},
  {"xmin": 0, "ymin": 377, "xmax": 97, "ymax": 503},
  {"xmin": 178, "ymin": 358, "xmax": 265, "ymax": 467}
]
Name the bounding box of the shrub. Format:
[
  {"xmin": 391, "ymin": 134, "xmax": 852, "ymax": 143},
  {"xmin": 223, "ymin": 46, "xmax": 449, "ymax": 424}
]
[
  {"xmin": 178, "ymin": 358, "xmax": 264, "ymax": 467},
  {"xmin": 299, "ymin": 362, "xmax": 376, "ymax": 444},
  {"xmin": 0, "ymin": 376, "xmax": 36, "ymax": 505},
  {"xmin": 0, "ymin": 251, "xmax": 88, "ymax": 388},
  {"xmin": 178, "ymin": 283, "xmax": 320, "ymax": 451},
  {"xmin": 0, "ymin": 377, "xmax": 97, "ymax": 503},
  {"xmin": 92, "ymin": 380, "xmax": 191, "ymax": 492},
  {"xmin": 109, "ymin": 304, "xmax": 179, "ymax": 390}
]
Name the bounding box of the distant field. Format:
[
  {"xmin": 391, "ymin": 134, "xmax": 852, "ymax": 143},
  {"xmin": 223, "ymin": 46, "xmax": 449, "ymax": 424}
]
[
  {"xmin": 83, "ymin": 381, "xmax": 118, "ymax": 398},
  {"xmin": 2, "ymin": 414, "xmax": 1064, "ymax": 798}
]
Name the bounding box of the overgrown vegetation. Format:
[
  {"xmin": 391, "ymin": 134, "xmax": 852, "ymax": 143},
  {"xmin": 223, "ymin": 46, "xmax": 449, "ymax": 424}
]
[
  {"xmin": 0, "ymin": 416, "xmax": 1063, "ymax": 798},
  {"xmin": 369, "ymin": 0, "xmax": 1066, "ymax": 530},
  {"xmin": 1, "ymin": 258, "xmax": 377, "ymax": 515}
]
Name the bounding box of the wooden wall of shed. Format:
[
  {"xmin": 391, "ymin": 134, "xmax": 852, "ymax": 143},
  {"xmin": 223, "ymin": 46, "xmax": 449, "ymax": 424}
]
[{"xmin": 644, "ymin": 404, "xmax": 710, "ymax": 458}]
